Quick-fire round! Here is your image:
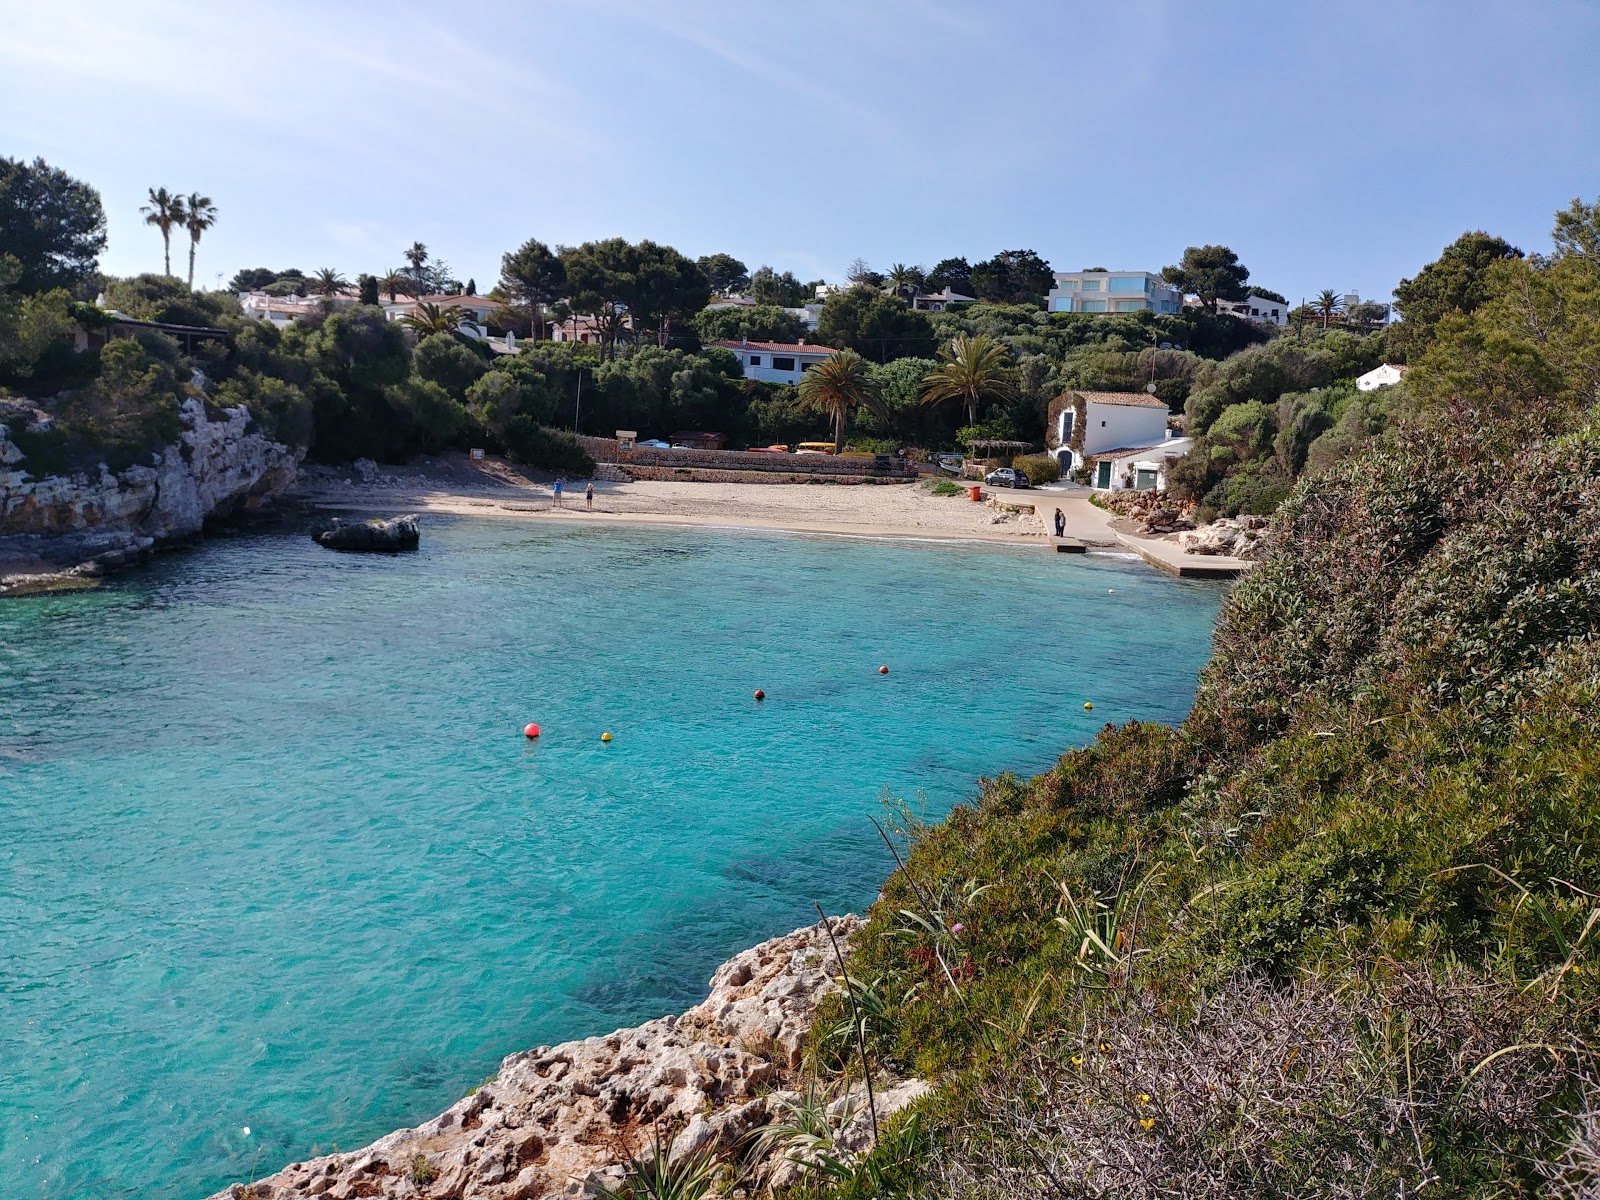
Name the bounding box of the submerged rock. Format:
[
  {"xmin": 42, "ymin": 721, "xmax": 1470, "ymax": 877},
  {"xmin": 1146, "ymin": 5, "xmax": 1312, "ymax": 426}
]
[
  {"xmin": 208, "ymin": 917, "xmax": 885, "ymax": 1200},
  {"xmin": 313, "ymin": 514, "xmax": 420, "ymax": 553}
]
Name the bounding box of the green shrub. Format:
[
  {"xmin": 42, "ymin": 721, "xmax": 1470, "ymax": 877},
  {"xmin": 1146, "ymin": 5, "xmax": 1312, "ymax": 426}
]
[
  {"xmin": 1011, "ymin": 453, "xmax": 1060, "ymax": 485},
  {"xmin": 500, "ymin": 415, "xmax": 595, "ymax": 475}
]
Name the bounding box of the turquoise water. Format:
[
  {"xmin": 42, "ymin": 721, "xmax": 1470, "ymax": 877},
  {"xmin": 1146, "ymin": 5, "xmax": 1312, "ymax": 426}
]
[{"xmin": 0, "ymin": 518, "xmax": 1222, "ymax": 1198}]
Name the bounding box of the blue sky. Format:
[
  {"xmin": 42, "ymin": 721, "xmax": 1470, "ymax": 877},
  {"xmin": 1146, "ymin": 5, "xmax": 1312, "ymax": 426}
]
[{"xmin": 2, "ymin": 1, "xmax": 1597, "ymax": 303}]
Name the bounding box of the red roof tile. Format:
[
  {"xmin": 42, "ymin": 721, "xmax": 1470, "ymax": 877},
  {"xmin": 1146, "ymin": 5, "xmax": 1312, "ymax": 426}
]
[{"xmin": 710, "ymin": 340, "xmax": 839, "ymax": 355}]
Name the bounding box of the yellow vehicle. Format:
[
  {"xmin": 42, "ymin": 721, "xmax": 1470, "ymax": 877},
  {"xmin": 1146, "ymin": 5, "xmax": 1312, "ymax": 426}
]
[{"xmin": 795, "ymin": 442, "xmax": 836, "ymax": 455}]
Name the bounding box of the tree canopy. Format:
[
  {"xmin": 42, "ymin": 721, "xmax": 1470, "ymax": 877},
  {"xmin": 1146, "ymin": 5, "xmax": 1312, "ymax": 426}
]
[
  {"xmin": 814, "ymin": 289, "xmax": 936, "ymax": 363},
  {"xmin": 1391, "ymin": 230, "xmax": 1523, "ymax": 353},
  {"xmin": 969, "ymin": 249, "xmax": 1053, "ymax": 307},
  {"xmin": 499, "ymin": 238, "xmax": 566, "ymax": 341},
  {"xmin": 0, "ymin": 156, "xmax": 107, "ymax": 294},
  {"xmin": 696, "ymin": 253, "xmax": 750, "ymax": 296},
  {"xmin": 1161, "ymin": 244, "xmax": 1251, "ymax": 311}
]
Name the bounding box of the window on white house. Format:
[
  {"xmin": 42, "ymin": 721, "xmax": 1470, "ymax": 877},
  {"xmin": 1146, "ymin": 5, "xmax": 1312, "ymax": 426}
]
[
  {"xmin": 750, "ymin": 356, "xmax": 761, "ymax": 366},
  {"xmin": 772, "ymin": 356, "xmax": 796, "ymax": 371}
]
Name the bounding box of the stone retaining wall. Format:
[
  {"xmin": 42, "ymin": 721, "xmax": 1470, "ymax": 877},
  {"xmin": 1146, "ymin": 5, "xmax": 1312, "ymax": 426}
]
[
  {"xmin": 616, "ymin": 465, "xmax": 915, "ymax": 486},
  {"xmin": 575, "ymin": 435, "xmax": 913, "ymax": 479}
]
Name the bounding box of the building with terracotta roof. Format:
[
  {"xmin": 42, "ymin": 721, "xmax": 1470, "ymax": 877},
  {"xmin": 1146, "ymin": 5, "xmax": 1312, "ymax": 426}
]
[
  {"xmin": 710, "ymin": 339, "xmax": 839, "ymax": 385},
  {"xmin": 1046, "ymin": 389, "xmax": 1177, "ymax": 485}
]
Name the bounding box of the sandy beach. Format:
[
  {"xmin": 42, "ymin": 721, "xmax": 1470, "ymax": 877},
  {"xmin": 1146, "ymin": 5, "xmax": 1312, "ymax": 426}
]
[
  {"xmin": 287, "ymin": 454, "xmax": 1257, "ymax": 576},
  {"xmin": 289, "ymin": 454, "xmax": 1126, "ymax": 546}
]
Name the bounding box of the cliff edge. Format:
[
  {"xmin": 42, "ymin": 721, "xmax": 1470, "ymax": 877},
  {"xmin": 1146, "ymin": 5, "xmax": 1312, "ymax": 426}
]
[
  {"xmin": 207, "ymin": 915, "xmax": 929, "ymax": 1200},
  {"xmin": 0, "ymin": 395, "xmax": 302, "ymax": 594}
]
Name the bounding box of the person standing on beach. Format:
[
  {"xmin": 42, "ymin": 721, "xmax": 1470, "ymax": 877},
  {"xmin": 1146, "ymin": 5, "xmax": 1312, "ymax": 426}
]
[
  {"xmin": 1054, "ymin": 507, "xmax": 1066, "ymax": 537},
  {"xmin": 585, "ymin": 482, "xmax": 594, "ymax": 511},
  {"xmin": 553, "ymin": 479, "xmax": 563, "ymax": 507}
]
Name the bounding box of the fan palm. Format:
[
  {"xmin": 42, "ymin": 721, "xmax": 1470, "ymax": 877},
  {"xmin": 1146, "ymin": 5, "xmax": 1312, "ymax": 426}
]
[
  {"xmin": 404, "ymin": 241, "xmax": 430, "ymax": 295},
  {"xmin": 141, "ymin": 187, "xmax": 186, "ymax": 277},
  {"xmin": 180, "ymin": 193, "xmax": 217, "ymax": 288},
  {"xmin": 400, "ymin": 301, "xmax": 466, "ymax": 336},
  {"xmin": 378, "ymin": 269, "xmax": 413, "ymax": 302},
  {"xmin": 1313, "ymin": 289, "xmax": 1343, "ymax": 329},
  {"xmin": 919, "ymin": 333, "xmax": 1014, "ymax": 427},
  {"xmin": 311, "ymin": 268, "xmax": 349, "ymax": 297},
  {"xmin": 798, "ymin": 349, "xmax": 890, "ymax": 454}
]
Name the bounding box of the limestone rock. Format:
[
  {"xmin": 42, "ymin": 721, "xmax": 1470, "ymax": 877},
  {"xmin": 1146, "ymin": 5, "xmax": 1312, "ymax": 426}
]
[
  {"xmin": 314, "ymin": 515, "xmax": 420, "ymax": 553},
  {"xmin": 0, "ymin": 396, "xmax": 302, "ymax": 590},
  {"xmin": 206, "ymin": 916, "xmax": 865, "ymax": 1200},
  {"xmin": 1177, "ymin": 514, "xmax": 1272, "ymax": 560}
]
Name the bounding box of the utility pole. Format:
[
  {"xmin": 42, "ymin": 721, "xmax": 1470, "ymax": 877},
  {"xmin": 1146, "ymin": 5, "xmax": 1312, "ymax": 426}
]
[{"xmin": 574, "ymin": 369, "xmax": 583, "ymax": 433}]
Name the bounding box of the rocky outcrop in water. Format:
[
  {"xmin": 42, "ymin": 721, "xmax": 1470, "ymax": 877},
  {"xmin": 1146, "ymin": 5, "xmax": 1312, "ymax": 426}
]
[
  {"xmin": 314, "ymin": 514, "xmax": 420, "ymax": 553},
  {"xmin": 0, "ymin": 397, "xmax": 301, "ymax": 594},
  {"xmin": 206, "ymin": 916, "xmax": 929, "ymax": 1200}
]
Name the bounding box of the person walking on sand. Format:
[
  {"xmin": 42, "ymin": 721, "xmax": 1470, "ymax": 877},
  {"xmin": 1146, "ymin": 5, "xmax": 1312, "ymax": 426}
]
[
  {"xmin": 553, "ymin": 478, "xmax": 563, "ymax": 507},
  {"xmin": 585, "ymin": 481, "xmax": 594, "ymax": 511},
  {"xmin": 1054, "ymin": 507, "xmax": 1066, "ymax": 538}
]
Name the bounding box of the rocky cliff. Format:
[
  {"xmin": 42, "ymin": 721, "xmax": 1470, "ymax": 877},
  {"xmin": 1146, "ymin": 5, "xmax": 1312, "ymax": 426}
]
[
  {"xmin": 0, "ymin": 396, "xmax": 302, "ymax": 593},
  {"xmin": 207, "ymin": 916, "xmax": 928, "ymax": 1200}
]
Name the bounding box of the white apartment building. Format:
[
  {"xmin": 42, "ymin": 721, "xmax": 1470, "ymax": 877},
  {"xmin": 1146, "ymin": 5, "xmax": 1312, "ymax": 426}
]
[{"xmin": 1047, "ymin": 270, "xmax": 1183, "ymax": 315}]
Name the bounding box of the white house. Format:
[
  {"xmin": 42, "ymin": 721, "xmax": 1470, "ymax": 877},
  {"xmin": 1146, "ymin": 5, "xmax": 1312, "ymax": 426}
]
[
  {"xmin": 911, "ymin": 288, "xmax": 976, "ymax": 312},
  {"xmin": 1046, "ymin": 389, "xmax": 1176, "ymax": 485},
  {"xmin": 1210, "ymin": 292, "xmax": 1290, "ymax": 326},
  {"xmin": 238, "ymin": 290, "xmax": 359, "ymax": 327},
  {"xmin": 1047, "ymin": 270, "xmax": 1183, "ymax": 315},
  {"xmin": 382, "ymin": 293, "xmax": 499, "ymax": 340},
  {"xmin": 1356, "ymin": 362, "xmax": 1408, "ymax": 392},
  {"xmin": 711, "ymin": 339, "xmax": 838, "ymax": 385}
]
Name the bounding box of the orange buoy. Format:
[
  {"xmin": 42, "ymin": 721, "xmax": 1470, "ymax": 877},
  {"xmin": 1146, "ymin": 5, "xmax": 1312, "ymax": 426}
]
[
  {"xmin": 879, "ymin": 665, "xmax": 889, "ymax": 675},
  {"xmin": 523, "ymin": 723, "xmax": 541, "ymax": 738},
  {"xmin": 754, "ymin": 689, "xmax": 766, "ymax": 701}
]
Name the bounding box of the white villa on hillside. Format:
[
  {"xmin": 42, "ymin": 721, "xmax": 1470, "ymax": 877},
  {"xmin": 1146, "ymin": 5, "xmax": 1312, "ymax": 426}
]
[
  {"xmin": 711, "ymin": 339, "xmax": 837, "ymax": 385},
  {"xmin": 382, "ymin": 294, "xmax": 499, "ymax": 340},
  {"xmin": 1356, "ymin": 362, "xmax": 1409, "ymax": 392},
  {"xmin": 1048, "ymin": 270, "xmax": 1183, "ymax": 315},
  {"xmin": 1209, "ymin": 292, "xmax": 1289, "ymax": 326},
  {"xmin": 911, "ymin": 288, "xmax": 976, "ymax": 312},
  {"xmin": 1046, "ymin": 389, "xmax": 1179, "ymax": 489}
]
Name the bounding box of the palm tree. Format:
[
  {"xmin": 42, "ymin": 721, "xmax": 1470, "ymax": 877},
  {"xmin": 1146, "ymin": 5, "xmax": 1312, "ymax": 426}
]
[
  {"xmin": 404, "ymin": 242, "xmax": 430, "ymax": 296},
  {"xmin": 311, "ymin": 268, "xmax": 349, "ymax": 297},
  {"xmin": 378, "ymin": 269, "xmax": 413, "ymax": 302},
  {"xmin": 1313, "ymin": 289, "xmax": 1344, "ymax": 329},
  {"xmin": 399, "ymin": 301, "xmax": 466, "ymax": 336},
  {"xmin": 919, "ymin": 334, "xmax": 1015, "ymax": 427},
  {"xmin": 884, "ymin": 262, "xmax": 924, "ymax": 301},
  {"xmin": 797, "ymin": 350, "xmax": 890, "ymax": 454},
  {"xmin": 181, "ymin": 193, "xmax": 217, "ymax": 288},
  {"xmin": 141, "ymin": 187, "xmax": 186, "ymax": 276}
]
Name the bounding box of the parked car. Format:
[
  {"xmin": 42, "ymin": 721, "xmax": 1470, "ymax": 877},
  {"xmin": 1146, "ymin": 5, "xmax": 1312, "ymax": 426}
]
[
  {"xmin": 984, "ymin": 467, "xmax": 1030, "ymax": 489},
  {"xmin": 636, "ymin": 439, "xmax": 671, "ymax": 449}
]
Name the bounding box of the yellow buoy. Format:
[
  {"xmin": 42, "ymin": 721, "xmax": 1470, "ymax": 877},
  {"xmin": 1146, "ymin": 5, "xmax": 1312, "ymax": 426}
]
[
  {"xmin": 1084, "ymin": 702, "xmax": 1094, "ymax": 710},
  {"xmin": 601, "ymin": 731, "xmax": 613, "ymax": 742}
]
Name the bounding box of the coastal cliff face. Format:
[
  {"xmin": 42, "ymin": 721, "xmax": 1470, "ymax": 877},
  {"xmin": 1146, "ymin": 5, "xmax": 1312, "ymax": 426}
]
[
  {"xmin": 208, "ymin": 917, "xmax": 926, "ymax": 1200},
  {"xmin": 0, "ymin": 396, "xmax": 301, "ymax": 590}
]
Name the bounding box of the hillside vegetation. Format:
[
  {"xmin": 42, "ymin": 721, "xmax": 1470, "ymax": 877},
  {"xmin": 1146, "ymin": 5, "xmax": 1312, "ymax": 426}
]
[{"xmin": 782, "ymin": 202, "xmax": 1600, "ymax": 1199}]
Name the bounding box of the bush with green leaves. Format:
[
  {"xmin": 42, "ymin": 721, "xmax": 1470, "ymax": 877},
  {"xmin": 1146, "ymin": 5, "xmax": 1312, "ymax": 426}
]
[{"xmin": 1011, "ymin": 454, "xmax": 1060, "ymax": 485}]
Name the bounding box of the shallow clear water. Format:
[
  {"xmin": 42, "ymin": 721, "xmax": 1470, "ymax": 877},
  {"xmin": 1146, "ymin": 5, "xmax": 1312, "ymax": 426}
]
[{"xmin": 0, "ymin": 517, "xmax": 1222, "ymax": 1198}]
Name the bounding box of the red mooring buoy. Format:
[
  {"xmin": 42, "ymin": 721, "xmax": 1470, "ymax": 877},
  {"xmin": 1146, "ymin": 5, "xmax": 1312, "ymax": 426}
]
[
  {"xmin": 879, "ymin": 665, "xmax": 889, "ymax": 675},
  {"xmin": 523, "ymin": 722, "xmax": 541, "ymax": 738},
  {"xmin": 754, "ymin": 689, "xmax": 766, "ymax": 701}
]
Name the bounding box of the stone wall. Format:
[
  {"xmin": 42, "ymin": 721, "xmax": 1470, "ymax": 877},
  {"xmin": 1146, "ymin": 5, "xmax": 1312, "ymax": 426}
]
[
  {"xmin": 617, "ymin": 465, "xmax": 915, "ymax": 486},
  {"xmin": 575, "ymin": 434, "xmax": 913, "ymax": 479}
]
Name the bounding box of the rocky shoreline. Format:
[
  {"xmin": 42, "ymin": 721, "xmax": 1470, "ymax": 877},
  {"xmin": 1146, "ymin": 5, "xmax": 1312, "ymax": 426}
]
[
  {"xmin": 209, "ymin": 916, "xmax": 928, "ymax": 1200},
  {"xmin": 0, "ymin": 396, "xmax": 302, "ymax": 597}
]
